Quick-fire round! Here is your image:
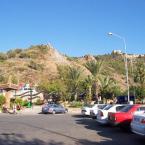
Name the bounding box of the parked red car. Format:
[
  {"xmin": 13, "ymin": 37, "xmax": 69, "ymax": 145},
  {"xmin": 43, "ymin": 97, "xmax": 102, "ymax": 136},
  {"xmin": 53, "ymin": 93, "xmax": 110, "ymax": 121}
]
[{"xmin": 108, "ymin": 104, "xmax": 141, "ymax": 128}]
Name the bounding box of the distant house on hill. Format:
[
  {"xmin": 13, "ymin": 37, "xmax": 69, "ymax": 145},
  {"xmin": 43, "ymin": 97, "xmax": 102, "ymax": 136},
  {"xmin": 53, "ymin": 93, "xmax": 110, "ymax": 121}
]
[{"xmin": 112, "ymin": 50, "xmax": 122, "ymax": 55}]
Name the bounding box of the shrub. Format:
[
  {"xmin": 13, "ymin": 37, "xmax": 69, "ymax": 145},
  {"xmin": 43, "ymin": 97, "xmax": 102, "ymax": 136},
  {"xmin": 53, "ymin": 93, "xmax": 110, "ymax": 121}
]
[
  {"xmin": 0, "ymin": 95, "xmax": 6, "ymax": 108},
  {"xmin": 19, "ymin": 52, "xmax": 30, "ymax": 58},
  {"xmin": 7, "ymin": 48, "xmax": 23, "ymax": 57},
  {"xmin": 15, "ymin": 98, "xmax": 23, "ymax": 105},
  {"xmin": 28, "ymin": 60, "xmax": 44, "ymax": 71},
  {"xmin": 35, "ymin": 98, "xmax": 44, "ymax": 105},
  {"xmin": 21, "ymin": 99, "xmax": 29, "ymax": 106},
  {"xmin": 69, "ymin": 101, "xmax": 83, "ymax": 108},
  {"xmin": 0, "ymin": 53, "xmax": 7, "ymax": 61}
]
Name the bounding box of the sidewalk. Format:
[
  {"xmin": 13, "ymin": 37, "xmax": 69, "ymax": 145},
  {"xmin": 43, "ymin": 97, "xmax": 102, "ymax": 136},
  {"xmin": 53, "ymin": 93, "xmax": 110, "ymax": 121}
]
[
  {"xmin": 18, "ymin": 106, "xmax": 42, "ymax": 115},
  {"xmin": 0, "ymin": 106, "xmax": 81, "ymax": 115},
  {"xmin": 18, "ymin": 106, "xmax": 81, "ymax": 115}
]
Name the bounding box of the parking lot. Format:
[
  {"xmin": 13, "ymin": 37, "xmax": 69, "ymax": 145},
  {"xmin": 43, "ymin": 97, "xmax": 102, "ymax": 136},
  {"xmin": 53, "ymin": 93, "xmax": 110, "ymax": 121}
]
[{"xmin": 0, "ymin": 113, "xmax": 144, "ymax": 145}]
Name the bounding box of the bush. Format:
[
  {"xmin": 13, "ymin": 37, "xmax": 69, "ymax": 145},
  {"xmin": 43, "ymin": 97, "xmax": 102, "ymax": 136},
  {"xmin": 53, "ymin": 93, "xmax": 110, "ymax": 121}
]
[
  {"xmin": 0, "ymin": 53, "xmax": 7, "ymax": 61},
  {"xmin": 0, "ymin": 95, "xmax": 6, "ymax": 108},
  {"xmin": 28, "ymin": 60, "xmax": 44, "ymax": 71},
  {"xmin": 21, "ymin": 100, "xmax": 29, "ymax": 106},
  {"xmin": 19, "ymin": 52, "xmax": 30, "ymax": 58},
  {"xmin": 15, "ymin": 98, "xmax": 23, "ymax": 105},
  {"xmin": 69, "ymin": 101, "xmax": 83, "ymax": 108},
  {"xmin": 7, "ymin": 48, "xmax": 22, "ymax": 57},
  {"xmin": 35, "ymin": 98, "xmax": 44, "ymax": 105}
]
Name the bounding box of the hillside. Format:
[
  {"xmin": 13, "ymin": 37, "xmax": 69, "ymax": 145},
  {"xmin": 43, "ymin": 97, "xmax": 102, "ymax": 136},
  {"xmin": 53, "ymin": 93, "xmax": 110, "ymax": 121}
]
[{"xmin": 0, "ymin": 44, "xmax": 142, "ymax": 91}]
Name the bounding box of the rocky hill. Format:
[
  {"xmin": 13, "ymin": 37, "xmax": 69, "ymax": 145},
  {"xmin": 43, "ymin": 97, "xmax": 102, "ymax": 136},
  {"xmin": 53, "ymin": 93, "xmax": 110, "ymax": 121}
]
[{"xmin": 0, "ymin": 44, "xmax": 142, "ymax": 91}]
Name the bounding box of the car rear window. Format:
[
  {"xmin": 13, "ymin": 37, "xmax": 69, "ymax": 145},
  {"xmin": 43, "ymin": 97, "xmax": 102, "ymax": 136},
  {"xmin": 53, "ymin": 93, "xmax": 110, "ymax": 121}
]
[
  {"xmin": 116, "ymin": 105, "xmax": 126, "ymax": 111},
  {"xmin": 98, "ymin": 105, "xmax": 107, "ymax": 109},
  {"xmin": 103, "ymin": 105, "xmax": 113, "ymax": 110},
  {"xmin": 137, "ymin": 106, "xmax": 145, "ymax": 111},
  {"xmin": 120, "ymin": 105, "xmax": 133, "ymax": 112}
]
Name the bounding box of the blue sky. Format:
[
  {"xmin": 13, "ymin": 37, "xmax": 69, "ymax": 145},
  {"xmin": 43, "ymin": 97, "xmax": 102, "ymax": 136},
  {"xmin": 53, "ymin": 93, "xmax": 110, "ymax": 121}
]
[{"xmin": 0, "ymin": 0, "xmax": 145, "ymax": 56}]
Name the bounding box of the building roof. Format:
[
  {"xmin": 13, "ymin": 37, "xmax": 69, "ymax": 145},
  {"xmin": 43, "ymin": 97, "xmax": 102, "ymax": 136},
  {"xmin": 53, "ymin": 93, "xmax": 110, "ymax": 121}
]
[{"xmin": 0, "ymin": 84, "xmax": 18, "ymax": 91}]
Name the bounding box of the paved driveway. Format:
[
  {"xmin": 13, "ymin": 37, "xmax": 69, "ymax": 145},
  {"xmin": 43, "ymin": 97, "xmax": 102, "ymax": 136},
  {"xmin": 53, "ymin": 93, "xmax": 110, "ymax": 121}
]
[{"xmin": 0, "ymin": 114, "xmax": 144, "ymax": 145}]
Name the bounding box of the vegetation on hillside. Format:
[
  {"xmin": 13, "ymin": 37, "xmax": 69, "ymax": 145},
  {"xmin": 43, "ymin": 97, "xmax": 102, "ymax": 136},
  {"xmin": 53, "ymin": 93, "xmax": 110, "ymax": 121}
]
[{"xmin": 0, "ymin": 45, "xmax": 145, "ymax": 104}]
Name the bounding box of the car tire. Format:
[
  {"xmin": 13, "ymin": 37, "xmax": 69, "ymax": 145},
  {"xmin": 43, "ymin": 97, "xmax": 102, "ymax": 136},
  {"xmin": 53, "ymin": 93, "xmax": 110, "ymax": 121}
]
[
  {"xmin": 65, "ymin": 109, "xmax": 68, "ymax": 113},
  {"xmin": 52, "ymin": 110, "xmax": 56, "ymax": 114},
  {"xmin": 92, "ymin": 116, "xmax": 96, "ymax": 119}
]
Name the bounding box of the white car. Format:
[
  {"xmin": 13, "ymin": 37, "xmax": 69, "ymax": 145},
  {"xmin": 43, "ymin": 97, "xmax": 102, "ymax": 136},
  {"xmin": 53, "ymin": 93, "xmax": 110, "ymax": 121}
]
[
  {"xmin": 131, "ymin": 107, "xmax": 145, "ymax": 136},
  {"xmin": 96, "ymin": 104, "xmax": 127, "ymax": 125},
  {"xmin": 81, "ymin": 104, "xmax": 105, "ymax": 116},
  {"xmin": 90, "ymin": 104, "xmax": 107, "ymax": 119}
]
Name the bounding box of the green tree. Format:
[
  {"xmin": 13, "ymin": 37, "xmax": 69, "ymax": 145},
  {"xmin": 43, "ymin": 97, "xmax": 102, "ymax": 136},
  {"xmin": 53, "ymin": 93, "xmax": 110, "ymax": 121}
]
[
  {"xmin": 58, "ymin": 65, "xmax": 83, "ymax": 101},
  {"xmin": 99, "ymin": 76, "xmax": 116, "ymax": 103},
  {"xmin": 0, "ymin": 95, "xmax": 6, "ymax": 108},
  {"xmin": 82, "ymin": 75, "xmax": 93, "ymax": 102},
  {"xmin": 38, "ymin": 80, "xmax": 68, "ymax": 102},
  {"xmin": 134, "ymin": 61, "xmax": 145, "ymax": 102},
  {"xmin": 85, "ymin": 60, "xmax": 103, "ymax": 100},
  {"xmin": 66, "ymin": 66, "xmax": 83, "ymax": 101}
]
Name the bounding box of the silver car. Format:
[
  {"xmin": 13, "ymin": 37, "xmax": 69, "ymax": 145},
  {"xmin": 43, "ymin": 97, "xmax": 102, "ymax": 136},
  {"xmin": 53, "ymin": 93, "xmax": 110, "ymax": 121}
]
[
  {"xmin": 131, "ymin": 106, "xmax": 145, "ymax": 136},
  {"xmin": 42, "ymin": 104, "xmax": 68, "ymax": 114}
]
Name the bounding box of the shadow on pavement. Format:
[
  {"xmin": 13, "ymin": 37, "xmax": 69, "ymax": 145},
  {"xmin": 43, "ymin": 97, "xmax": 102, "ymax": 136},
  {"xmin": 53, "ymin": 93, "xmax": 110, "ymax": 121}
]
[
  {"xmin": 0, "ymin": 133, "xmax": 99, "ymax": 145},
  {"xmin": 72, "ymin": 114, "xmax": 145, "ymax": 145},
  {"xmin": 0, "ymin": 119, "xmax": 98, "ymax": 145},
  {"xmin": 1, "ymin": 115, "xmax": 145, "ymax": 145},
  {"xmin": 0, "ymin": 134, "xmax": 63, "ymax": 145}
]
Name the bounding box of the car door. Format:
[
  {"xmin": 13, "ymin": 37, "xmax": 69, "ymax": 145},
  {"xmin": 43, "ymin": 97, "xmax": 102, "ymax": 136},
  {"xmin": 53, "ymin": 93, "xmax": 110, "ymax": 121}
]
[
  {"xmin": 53, "ymin": 104, "xmax": 59, "ymax": 113},
  {"xmin": 59, "ymin": 105, "xmax": 65, "ymax": 113}
]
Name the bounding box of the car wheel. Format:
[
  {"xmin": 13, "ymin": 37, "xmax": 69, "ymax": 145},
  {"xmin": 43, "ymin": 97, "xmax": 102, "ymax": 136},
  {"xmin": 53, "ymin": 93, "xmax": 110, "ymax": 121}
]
[
  {"xmin": 65, "ymin": 109, "xmax": 68, "ymax": 113},
  {"xmin": 52, "ymin": 110, "xmax": 56, "ymax": 114},
  {"xmin": 92, "ymin": 116, "xmax": 96, "ymax": 119}
]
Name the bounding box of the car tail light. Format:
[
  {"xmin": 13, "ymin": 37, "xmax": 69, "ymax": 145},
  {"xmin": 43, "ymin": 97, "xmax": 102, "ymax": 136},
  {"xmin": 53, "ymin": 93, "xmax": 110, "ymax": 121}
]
[{"xmin": 141, "ymin": 119, "xmax": 145, "ymax": 124}]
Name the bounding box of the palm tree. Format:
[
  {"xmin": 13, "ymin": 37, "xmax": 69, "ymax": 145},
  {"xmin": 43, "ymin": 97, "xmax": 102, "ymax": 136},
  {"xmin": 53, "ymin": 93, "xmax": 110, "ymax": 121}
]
[
  {"xmin": 83, "ymin": 75, "xmax": 94, "ymax": 102},
  {"xmin": 99, "ymin": 76, "xmax": 116, "ymax": 103},
  {"xmin": 58, "ymin": 66, "xmax": 83, "ymax": 100},
  {"xmin": 85, "ymin": 60, "xmax": 103, "ymax": 100},
  {"xmin": 66, "ymin": 66, "xmax": 83, "ymax": 101}
]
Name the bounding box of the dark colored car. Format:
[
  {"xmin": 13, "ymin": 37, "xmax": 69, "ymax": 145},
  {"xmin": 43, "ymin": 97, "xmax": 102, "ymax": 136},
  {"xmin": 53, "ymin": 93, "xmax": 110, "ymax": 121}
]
[
  {"xmin": 116, "ymin": 96, "xmax": 135, "ymax": 104},
  {"xmin": 42, "ymin": 103, "xmax": 68, "ymax": 114}
]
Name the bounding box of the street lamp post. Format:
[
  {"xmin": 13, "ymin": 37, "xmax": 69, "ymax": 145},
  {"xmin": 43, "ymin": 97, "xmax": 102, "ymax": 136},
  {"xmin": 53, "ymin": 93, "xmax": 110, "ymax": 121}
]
[{"xmin": 108, "ymin": 32, "xmax": 130, "ymax": 103}]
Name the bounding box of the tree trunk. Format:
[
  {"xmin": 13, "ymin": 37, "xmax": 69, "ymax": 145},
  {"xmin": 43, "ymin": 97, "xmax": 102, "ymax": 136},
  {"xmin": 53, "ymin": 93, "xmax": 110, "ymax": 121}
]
[
  {"xmin": 74, "ymin": 92, "xmax": 77, "ymax": 101},
  {"xmin": 88, "ymin": 86, "xmax": 92, "ymax": 99},
  {"xmin": 5, "ymin": 91, "xmax": 12, "ymax": 109},
  {"xmin": 94, "ymin": 81, "xmax": 98, "ymax": 101}
]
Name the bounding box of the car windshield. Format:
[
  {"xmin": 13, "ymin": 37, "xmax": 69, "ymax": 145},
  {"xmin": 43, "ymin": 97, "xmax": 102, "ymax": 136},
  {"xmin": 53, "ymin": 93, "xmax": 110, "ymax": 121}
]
[
  {"xmin": 103, "ymin": 105, "xmax": 113, "ymax": 110},
  {"xmin": 120, "ymin": 105, "xmax": 133, "ymax": 112}
]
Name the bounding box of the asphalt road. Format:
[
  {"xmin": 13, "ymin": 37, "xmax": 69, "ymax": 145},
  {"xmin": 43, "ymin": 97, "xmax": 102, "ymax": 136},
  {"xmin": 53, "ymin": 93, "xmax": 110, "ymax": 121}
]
[{"xmin": 0, "ymin": 113, "xmax": 144, "ymax": 145}]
